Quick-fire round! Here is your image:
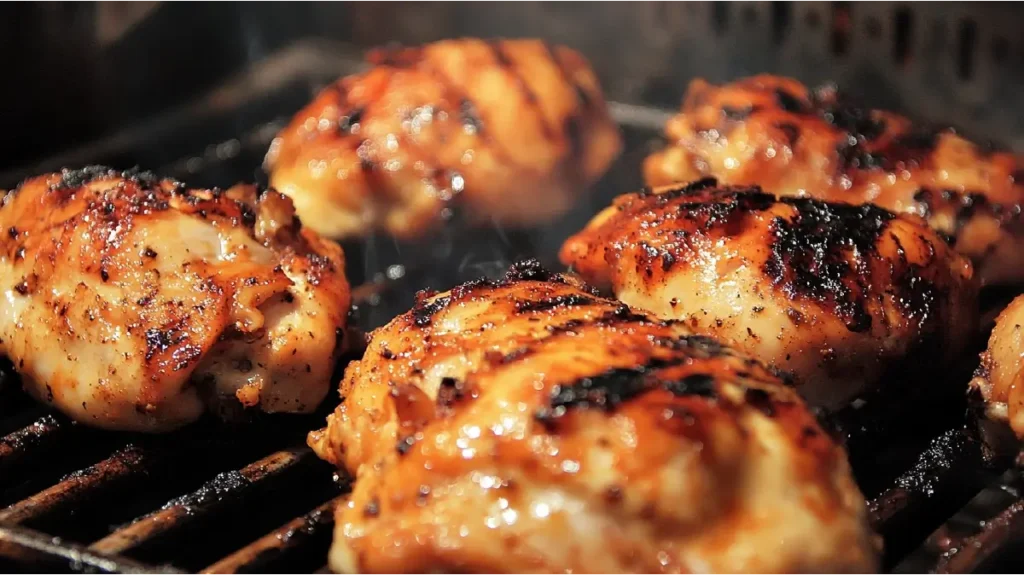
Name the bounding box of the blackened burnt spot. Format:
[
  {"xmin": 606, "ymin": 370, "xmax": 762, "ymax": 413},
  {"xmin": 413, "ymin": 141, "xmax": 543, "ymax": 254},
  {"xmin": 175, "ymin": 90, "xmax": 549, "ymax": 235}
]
[
  {"xmin": 546, "ymin": 318, "xmax": 586, "ymax": 335},
  {"xmin": 775, "ymin": 122, "xmax": 801, "ymax": 147},
  {"xmin": 504, "ymin": 259, "xmax": 559, "ymax": 282},
  {"xmin": 653, "ymin": 334, "xmax": 729, "ymax": 358},
  {"xmin": 819, "ymin": 103, "xmax": 886, "ymax": 141},
  {"xmin": 954, "ymin": 192, "xmax": 990, "ymax": 230},
  {"xmin": 662, "ymin": 373, "xmax": 717, "ymax": 397},
  {"xmin": 661, "ymin": 251, "xmax": 676, "ymax": 271},
  {"xmin": 396, "ymin": 434, "xmax": 417, "ymax": 455},
  {"xmin": 515, "ymin": 293, "xmax": 595, "ymax": 313},
  {"xmin": 410, "ymin": 294, "xmax": 450, "ymax": 327},
  {"xmin": 912, "ymin": 188, "xmax": 934, "ymax": 219},
  {"xmin": 744, "ymin": 387, "xmax": 776, "ymax": 417},
  {"xmin": 645, "ymin": 177, "xmax": 718, "ymax": 200},
  {"xmin": 595, "ymin": 304, "xmax": 653, "ymax": 326},
  {"xmin": 774, "ymin": 88, "xmax": 806, "ymax": 113},
  {"xmin": 14, "ymin": 246, "xmax": 25, "ymax": 261},
  {"xmin": 535, "ymin": 358, "xmax": 718, "ymax": 427},
  {"xmin": 52, "ymin": 166, "xmax": 117, "ymax": 190},
  {"xmin": 835, "ymin": 139, "xmax": 884, "ymax": 171},
  {"xmin": 338, "ymin": 107, "xmax": 365, "ymax": 134},
  {"xmin": 894, "ymin": 267, "xmax": 938, "ymax": 320},
  {"xmin": 121, "ymin": 167, "xmax": 165, "ymax": 189},
  {"xmin": 7, "ymin": 226, "xmax": 17, "ymax": 239},
  {"xmin": 764, "ymin": 198, "xmax": 894, "ymax": 333},
  {"xmin": 52, "ymin": 166, "xmax": 165, "ymax": 192},
  {"xmin": 238, "ymin": 202, "xmax": 257, "ymax": 228},
  {"xmin": 437, "ymin": 376, "xmax": 475, "ymax": 413},
  {"xmin": 145, "ymin": 326, "xmax": 188, "ymax": 362}
]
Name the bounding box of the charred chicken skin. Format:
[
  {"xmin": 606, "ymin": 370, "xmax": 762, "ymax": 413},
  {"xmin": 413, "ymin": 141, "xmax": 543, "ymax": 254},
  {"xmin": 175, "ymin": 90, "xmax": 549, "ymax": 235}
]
[
  {"xmin": 972, "ymin": 295, "xmax": 1024, "ymax": 441},
  {"xmin": 561, "ymin": 180, "xmax": 978, "ymax": 410},
  {"xmin": 266, "ymin": 38, "xmax": 622, "ymax": 240},
  {"xmin": 644, "ymin": 75, "xmax": 1024, "ymax": 286},
  {"xmin": 308, "ymin": 261, "xmax": 876, "ymax": 573},
  {"xmin": 0, "ymin": 167, "xmax": 350, "ymax": 432}
]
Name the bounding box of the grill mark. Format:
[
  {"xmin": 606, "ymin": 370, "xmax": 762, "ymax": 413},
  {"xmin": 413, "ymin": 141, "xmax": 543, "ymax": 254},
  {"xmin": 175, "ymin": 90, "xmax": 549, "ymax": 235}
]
[
  {"xmin": 49, "ymin": 166, "xmax": 166, "ymax": 194},
  {"xmin": 774, "ymin": 88, "xmax": 806, "ymax": 113},
  {"xmin": 639, "ymin": 177, "xmax": 719, "ymax": 200},
  {"xmin": 338, "ymin": 106, "xmax": 365, "ymax": 135},
  {"xmin": 764, "ymin": 197, "xmax": 895, "ymax": 333},
  {"xmin": 488, "ymin": 41, "xmax": 555, "ymax": 141},
  {"xmin": 514, "ymin": 293, "xmax": 595, "ymax": 313},
  {"xmin": 417, "ymin": 57, "xmax": 524, "ymax": 172},
  {"xmin": 410, "ymin": 294, "xmax": 452, "ymax": 327},
  {"xmin": 544, "ymin": 41, "xmax": 589, "ymax": 163},
  {"xmin": 535, "ymin": 360, "xmax": 718, "ymax": 427}
]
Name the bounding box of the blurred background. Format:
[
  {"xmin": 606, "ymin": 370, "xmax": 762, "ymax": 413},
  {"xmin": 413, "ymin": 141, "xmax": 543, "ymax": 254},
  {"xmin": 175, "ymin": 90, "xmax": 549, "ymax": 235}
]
[{"xmin": 1, "ymin": 2, "xmax": 1021, "ymax": 177}]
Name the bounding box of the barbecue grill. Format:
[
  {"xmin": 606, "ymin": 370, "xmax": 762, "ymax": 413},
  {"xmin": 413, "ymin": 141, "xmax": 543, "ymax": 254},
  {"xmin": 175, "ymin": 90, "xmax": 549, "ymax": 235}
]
[{"xmin": 2, "ymin": 2, "xmax": 1024, "ymax": 572}]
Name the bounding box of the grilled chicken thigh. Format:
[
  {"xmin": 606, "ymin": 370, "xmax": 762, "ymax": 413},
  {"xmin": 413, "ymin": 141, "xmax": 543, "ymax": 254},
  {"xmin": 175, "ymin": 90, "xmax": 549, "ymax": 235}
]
[
  {"xmin": 0, "ymin": 167, "xmax": 350, "ymax": 431},
  {"xmin": 308, "ymin": 261, "xmax": 876, "ymax": 573},
  {"xmin": 266, "ymin": 38, "xmax": 622, "ymax": 240},
  {"xmin": 561, "ymin": 180, "xmax": 978, "ymax": 410},
  {"xmin": 972, "ymin": 295, "xmax": 1024, "ymax": 441},
  {"xmin": 644, "ymin": 75, "xmax": 1024, "ymax": 286}
]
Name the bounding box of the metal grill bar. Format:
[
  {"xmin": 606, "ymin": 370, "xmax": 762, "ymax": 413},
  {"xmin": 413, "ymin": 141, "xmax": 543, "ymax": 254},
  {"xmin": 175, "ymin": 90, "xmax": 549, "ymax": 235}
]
[
  {"xmin": 0, "ymin": 445, "xmax": 147, "ymax": 525},
  {"xmin": 895, "ymin": 468, "xmax": 1024, "ymax": 573},
  {"xmin": 201, "ymin": 495, "xmax": 344, "ymax": 573},
  {"xmin": 89, "ymin": 447, "xmax": 317, "ymax": 555},
  {"xmin": 0, "ymin": 414, "xmax": 68, "ymax": 475},
  {"xmin": 0, "ymin": 524, "xmax": 180, "ymax": 574}
]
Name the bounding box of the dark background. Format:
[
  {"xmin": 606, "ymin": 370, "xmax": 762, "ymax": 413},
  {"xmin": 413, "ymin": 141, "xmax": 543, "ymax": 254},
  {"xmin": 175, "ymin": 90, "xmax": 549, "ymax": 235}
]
[{"xmin": 2, "ymin": 2, "xmax": 1022, "ymax": 174}]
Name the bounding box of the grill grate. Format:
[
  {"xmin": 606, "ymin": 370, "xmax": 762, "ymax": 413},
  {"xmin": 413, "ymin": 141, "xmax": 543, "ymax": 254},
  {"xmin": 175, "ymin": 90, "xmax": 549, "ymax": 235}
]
[{"xmin": 1, "ymin": 40, "xmax": 1022, "ymax": 573}]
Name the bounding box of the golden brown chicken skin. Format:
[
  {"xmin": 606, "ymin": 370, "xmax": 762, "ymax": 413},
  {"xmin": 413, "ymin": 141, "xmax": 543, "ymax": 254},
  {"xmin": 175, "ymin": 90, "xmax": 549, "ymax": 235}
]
[
  {"xmin": 561, "ymin": 180, "xmax": 978, "ymax": 410},
  {"xmin": 971, "ymin": 295, "xmax": 1024, "ymax": 443},
  {"xmin": 266, "ymin": 38, "xmax": 622, "ymax": 240},
  {"xmin": 0, "ymin": 167, "xmax": 350, "ymax": 432},
  {"xmin": 308, "ymin": 261, "xmax": 876, "ymax": 573},
  {"xmin": 644, "ymin": 75, "xmax": 1024, "ymax": 286}
]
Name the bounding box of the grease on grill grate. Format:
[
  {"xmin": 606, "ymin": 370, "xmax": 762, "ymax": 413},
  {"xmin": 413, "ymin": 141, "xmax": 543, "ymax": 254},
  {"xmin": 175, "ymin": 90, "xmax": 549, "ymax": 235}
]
[{"xmin": 0, "ymin": 67, "xmax": 1021, "ymax": 574}]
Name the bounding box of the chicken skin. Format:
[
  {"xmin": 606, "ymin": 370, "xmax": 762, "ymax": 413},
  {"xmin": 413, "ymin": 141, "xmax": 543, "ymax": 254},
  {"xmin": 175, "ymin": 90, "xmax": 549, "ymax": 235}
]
[
  {"xmin": 971, "ymin": 295, "xmax": 1024, "ymax": 442},
  {"xmin": 308, "ymin": 261, "xmax": 876, "ymax": 573},
  {"xmin": 0, "ymin": 167, "xmax": 350, "ymax": 432},
  {"xmin": 266, "ymin": 38, "xmax": 622, "ymax": 240},
  {"xmin": 644, "ymin": 75, "xmax": 1024, "ymax": 286},
  {"xmin": 561, "ymin": 180, "xmax": 978, "ymax": 410}
]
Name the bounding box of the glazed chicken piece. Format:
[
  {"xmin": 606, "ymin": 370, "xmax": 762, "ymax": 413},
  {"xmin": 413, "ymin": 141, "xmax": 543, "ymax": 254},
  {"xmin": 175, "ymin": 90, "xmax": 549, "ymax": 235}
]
[
  {"xmin": 561, "ymin": 180, "xmax": 978, "ymax": 410},
  {"xmin": 644, "ymin": 75, "xmax": 1024, "ymax": 286},
  {"xmin": 971, "ymin": 295, "xmax": 1024, "ymax": 444},
  {"xmin": 0, "ymin": 167, "xmax": 350, "ymax": 432},
  {"xmin": 308, "ymin": 261, "xmax": 877, "ymax": 573},
  {"xmin": 266, "ymin": 38, "xmax": 622, "ymax": 240}
]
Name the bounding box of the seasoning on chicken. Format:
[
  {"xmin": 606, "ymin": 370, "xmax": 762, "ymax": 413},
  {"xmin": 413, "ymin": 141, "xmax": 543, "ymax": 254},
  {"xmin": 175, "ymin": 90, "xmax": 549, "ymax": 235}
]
[
  {"xmin": 644, "ymin": 75, "xmax": 1024, "ymax": 286},
  {"xmin": 560, "ymin": 180, "xmax": 978, "ymax": 410},
  {"xmin": 0, "ymin": 167, "xmax": 351, "ymax": 432},
  {"xmin": 971, "ymin": 295, "xmax": 1024, "ymax": 444},
  {"xmin": 308, "ymin": 260, "xmax": 877, "ymax": 573},
  {"xmin": 266, "ymin": 38, "xmax": 622, "ymax": 240}
]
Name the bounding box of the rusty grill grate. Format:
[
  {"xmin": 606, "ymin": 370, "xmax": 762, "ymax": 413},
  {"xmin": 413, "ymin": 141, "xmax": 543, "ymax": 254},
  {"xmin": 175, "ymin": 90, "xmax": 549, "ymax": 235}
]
[{"xmin": 1, "ymin": 40, "xmax": 1023, "ymax": 573}]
